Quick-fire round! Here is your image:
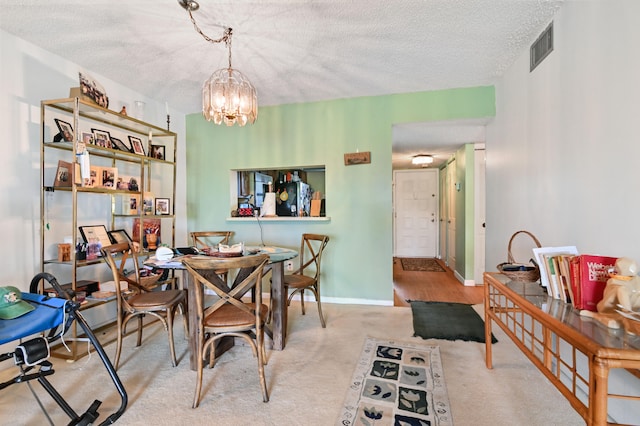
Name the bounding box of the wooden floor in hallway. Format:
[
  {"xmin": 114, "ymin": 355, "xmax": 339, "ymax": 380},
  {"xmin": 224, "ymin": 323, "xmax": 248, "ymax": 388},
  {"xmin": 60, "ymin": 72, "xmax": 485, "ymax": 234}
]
[{"xmin": 393, "ymin": 257, "xmax": 484, "ymax": 307}]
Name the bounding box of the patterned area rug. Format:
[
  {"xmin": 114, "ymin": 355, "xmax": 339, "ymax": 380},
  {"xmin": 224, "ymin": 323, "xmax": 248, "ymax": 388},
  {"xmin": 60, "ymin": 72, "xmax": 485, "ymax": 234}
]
[
  {"xmin": 337, "ymin": 337, "xmax": 452, "ymax": 426},
  {"xmin": 399, "ymin": 258, "xmax": 445, "ymax": 272}
]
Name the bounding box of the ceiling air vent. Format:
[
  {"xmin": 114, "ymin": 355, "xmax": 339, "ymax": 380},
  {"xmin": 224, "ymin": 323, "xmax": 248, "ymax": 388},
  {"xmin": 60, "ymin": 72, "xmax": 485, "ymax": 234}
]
[{"xmin": 530, "ymin": 22, "xmax": 553, "ymax": 72}]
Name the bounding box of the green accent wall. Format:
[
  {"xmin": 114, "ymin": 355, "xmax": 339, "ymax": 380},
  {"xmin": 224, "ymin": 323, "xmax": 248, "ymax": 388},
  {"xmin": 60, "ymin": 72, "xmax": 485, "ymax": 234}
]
[{"xmin": 186, "ymin": 87, "xmax": 495, "ymax": 302}]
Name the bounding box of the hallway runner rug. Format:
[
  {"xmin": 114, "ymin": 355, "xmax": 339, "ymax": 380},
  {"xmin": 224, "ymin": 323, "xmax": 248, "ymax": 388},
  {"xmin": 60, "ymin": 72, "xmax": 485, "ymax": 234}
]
[
  {"xmin": 336, "ymin": 337, "xmax": 453, "ymax": 426},
  {"xmin": 399, "ymin": 258, "xmax": 445, "ymax": 272},
  {"xmin": 410, "ymin": 301, "xmax": 497, "ymax": 344}
]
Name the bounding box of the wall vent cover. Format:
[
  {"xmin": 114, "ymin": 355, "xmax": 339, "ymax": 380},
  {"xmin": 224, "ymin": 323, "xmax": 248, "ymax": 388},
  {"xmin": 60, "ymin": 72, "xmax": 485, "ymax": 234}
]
[{"xmin": 530, "ymin": 22, "xmax": 553, "ymax": 72}]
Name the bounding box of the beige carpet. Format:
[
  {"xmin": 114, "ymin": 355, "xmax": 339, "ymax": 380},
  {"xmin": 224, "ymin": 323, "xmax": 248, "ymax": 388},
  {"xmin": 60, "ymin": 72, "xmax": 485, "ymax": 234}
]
[{"xmin": 0, "ymin": 303, "xmax": 584, "ymax": 425}]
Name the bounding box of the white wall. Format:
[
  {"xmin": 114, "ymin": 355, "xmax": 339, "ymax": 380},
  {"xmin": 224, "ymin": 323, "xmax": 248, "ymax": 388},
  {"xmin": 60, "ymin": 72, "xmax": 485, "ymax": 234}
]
[
  {"xmin": 0, "ymin": 29, "xmax": 187, "ymax": 295},
  {"xmin": 486, "ymin": 1, "xmax": 640, "ymax": 422},
  {"xmin": 486, "ymin": 0, "xmax": 640, "ymax": 268}
]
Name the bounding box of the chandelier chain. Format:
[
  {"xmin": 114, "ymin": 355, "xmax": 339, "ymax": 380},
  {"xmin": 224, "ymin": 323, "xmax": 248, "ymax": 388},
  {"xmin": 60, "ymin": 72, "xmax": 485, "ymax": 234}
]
[
  {"xmin": 181, "ymin": 0, "xmax": 257, "ymax": 126},
  {"xmin": 187, "ymin": 9, "xmax": 233, "ymax": 68}
]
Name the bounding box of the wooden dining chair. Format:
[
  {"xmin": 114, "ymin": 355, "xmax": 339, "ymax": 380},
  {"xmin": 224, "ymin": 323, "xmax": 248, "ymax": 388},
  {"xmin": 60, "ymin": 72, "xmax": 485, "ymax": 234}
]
[
  {"xmin": 284, "ymin": 233, "xmax": 330, "ymax": 327},
  {"xmin": 190, "ymin": 231, "xmax": 233, "ymax": 251},
  {"xmin": 190, "ymin": 231, "xmax": 235, "ymax": 285},
  {"xmin": 101, "ymin": 242, "xmax": 187, "ymax": 370},
  {"xmin": 183, "ymin": 254, "xmax": 270, "ymax": 408}
]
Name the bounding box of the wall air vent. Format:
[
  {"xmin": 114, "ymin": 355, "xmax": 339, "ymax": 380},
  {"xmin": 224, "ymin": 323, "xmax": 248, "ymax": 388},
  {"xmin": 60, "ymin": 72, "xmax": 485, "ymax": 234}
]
[{"xmin": 530, "ymin": 22, "xmax": 553, "ymax": 72}]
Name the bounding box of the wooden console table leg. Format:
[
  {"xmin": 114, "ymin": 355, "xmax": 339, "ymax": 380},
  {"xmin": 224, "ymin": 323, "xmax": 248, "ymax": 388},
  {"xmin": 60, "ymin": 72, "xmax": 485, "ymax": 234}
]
[
  {"xmin": 484, "ymin": 280, "xmax": 493, "ymax": 369},
  {"xmin": 592, "ymin": 358, "xmax": 609, "ymax": 426}
]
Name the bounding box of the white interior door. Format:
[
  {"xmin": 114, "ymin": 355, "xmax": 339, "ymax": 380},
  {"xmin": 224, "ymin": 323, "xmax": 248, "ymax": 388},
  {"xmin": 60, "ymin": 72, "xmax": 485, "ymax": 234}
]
[
  {"xmin": 474, "ymin": 146, "xmax": 486, "ymax": 284},
  {"xmin": 393, "ymin": 169, "xmax": 438, "ymax": 257},
  {"xmin": 438, "ymin": 168, "xmax": 449, "ymax": 263},
  {"xmin": 446, "ymin": 160, "xmax": 456, "ymax": 270}
]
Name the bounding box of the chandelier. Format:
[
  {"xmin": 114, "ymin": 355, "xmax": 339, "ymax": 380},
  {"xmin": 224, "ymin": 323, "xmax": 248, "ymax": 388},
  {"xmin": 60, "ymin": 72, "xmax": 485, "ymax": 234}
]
[{"xmin": 179, "ymin": 0, "xmax": 257, "ymax": 126}]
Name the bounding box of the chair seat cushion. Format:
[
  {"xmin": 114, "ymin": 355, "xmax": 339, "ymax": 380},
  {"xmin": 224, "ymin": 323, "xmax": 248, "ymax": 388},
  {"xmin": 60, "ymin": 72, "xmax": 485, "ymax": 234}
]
[
  {"xmin": 283, "ymin": 274, "xmax": 315, "ymax": 289},
  {"xmin": 204, "ymin": 303, "xmax": 268, "ymax": 328},
  {"xmin": 129, "ymin": 289, "xmax": 184, "ymax": 308}
]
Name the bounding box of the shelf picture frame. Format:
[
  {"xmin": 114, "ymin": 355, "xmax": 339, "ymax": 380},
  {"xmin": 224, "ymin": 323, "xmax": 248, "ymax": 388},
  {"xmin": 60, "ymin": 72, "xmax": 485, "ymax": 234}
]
[
  {"xmin": 108, "ymin": 229, "xmax": 132, "ymax": 245},
  {"xmin": 79, "ymin": 225, "xmax": 111, "ymax": 248},
  {"xmin": 143, "ymin": 191, "xmax": 154, "ymax": 215},
  {"xmin": 84, "ymin": 165, "xmax": 101, "ymax": 188},
  {"xmin": 129, "ymin": 136, "xmax": 145, "ymax": 155},
  {"xmin": 54, "ymin": 119, "xmax": 74, "ymax": 142},
  {"xmin": 91, "ymin": 128, "xmax": 112, "ymax": 149},
  {"xmin": 53, "ymin": 160, "xmax": 77, "ymax": 188},
  {"xmin": 110, "ymin": 136, "xmax": 130, "ymax": 152},
  {"xmin": 149, "ymin": 144, "xmax": 165, "ymax": 160},
  {"xmin": 100, "ymin": 166, "xmax": 118, "ymax": 189},
  {"xmin": 155, "ymin": 198, "xmax": 170, "ymax": 215},
  {"xmin": 132, "ymin": 218, "xmax": 161, "ymax": 249},
  {"xmin": 124, "ymin": 193, "xmax": 140, "ymax": 214},
  {"xmin": 81, "ymin": 132, "xmax": 94, "ymax": 144}
]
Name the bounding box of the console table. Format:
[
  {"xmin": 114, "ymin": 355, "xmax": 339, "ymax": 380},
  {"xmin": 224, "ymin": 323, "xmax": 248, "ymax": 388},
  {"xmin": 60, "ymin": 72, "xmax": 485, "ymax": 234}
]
[{"xmin": 484, "ymin": 272, "xmax": 640, "ymax": 425}]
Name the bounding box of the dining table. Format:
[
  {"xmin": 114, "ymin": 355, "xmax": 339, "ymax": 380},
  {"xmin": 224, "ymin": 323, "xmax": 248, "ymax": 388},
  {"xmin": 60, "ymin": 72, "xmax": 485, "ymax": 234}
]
[{"xmin": 145, "ymin": 245, "xmax": 298, "ymax": 371}]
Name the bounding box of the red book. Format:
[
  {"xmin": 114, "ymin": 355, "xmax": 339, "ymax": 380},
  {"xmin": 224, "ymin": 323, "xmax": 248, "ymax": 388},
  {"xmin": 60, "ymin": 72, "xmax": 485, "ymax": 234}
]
[{"xmin": 570, "ymin": 255, "xmax": 617, "ymax": 311}]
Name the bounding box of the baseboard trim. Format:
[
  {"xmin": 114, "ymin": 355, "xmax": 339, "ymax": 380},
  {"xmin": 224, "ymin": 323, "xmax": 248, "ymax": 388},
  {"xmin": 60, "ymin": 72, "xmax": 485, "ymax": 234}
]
[{"xmin": 263, "ymin": 292, "xmax": 394, "ymax": 306}]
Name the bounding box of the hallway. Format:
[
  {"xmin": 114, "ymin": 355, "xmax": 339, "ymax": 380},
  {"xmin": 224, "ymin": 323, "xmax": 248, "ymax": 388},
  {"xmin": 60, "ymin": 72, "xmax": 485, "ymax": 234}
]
[{"xmin": 393, "ymin": 257, "xmax": 484, "ymax": 306}]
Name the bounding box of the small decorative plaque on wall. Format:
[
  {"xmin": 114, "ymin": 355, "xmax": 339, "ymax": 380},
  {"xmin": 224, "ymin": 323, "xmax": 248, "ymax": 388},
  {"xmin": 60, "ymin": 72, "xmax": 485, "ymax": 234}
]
[{"xmin": 344, "ymin": 151, "xmax": 371, "ymax": 166}]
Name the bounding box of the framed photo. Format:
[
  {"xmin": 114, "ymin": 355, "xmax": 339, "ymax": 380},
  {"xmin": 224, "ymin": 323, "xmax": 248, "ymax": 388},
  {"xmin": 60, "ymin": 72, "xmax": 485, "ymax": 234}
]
[
  {"xmin": 108, "ymin": 229, "xmax": 132, "ymax": 245},
  {"xmin": 110, "ymin": 137, "xmax": 130, "ymax": 152},
  {"xmin": 124, "ymin": 193, "xmax": 140, "ymax": 214},
  {"xmin": 79, "ymin": 71, "xmax": 109, "ymax": 109},
  {"xmin": 155, "ymin": 198, "xmax": 170, "ymax": 215},
  {"xmin": 54, "ymin": 119, "xmax": 74, "ymax": 142},
  {"xmin": 91, "ymin": 128, "xmax": 112, "ymax": 149},
  {"xmin": 143, "ymin": 191, "xmax": 154, "ymax": 215},
  {"xmin": 101, "ymin": 167, "xmax": 118, "ymax": 189},
  {"xmin": 129, "ymin": 136, "xmax": 145, "ymax": 155},
  {"xmin": 81, "ymin": 132, "xmax": 94, "ymax": 144},
  {"xmin": 115, "ymin": 175, "xmax": 139, "ymax": 191},
  {"xmin": 79, "ymin": 225, "xmax": 111, "ymax": 248},
  {"xmin": 53, "ymin": 160, "xmax": 74, "ymax": 187},
  {"xmin": 132, "ymin": 218, "xmax": 161, "ymax": 249},
  {"xmin": 149, "ymin": 144, "xmax": 165, "ymax": 160},
  {"xmin": 84, "ymin": 165, "xmax": 101, "ymax": 187}
]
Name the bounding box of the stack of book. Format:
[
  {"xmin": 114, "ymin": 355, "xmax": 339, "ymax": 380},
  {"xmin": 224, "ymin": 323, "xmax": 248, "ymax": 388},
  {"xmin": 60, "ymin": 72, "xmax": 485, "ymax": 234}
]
[{"xmin": 533, "ymin": 246, "xmax": 617, "ymax": 312}]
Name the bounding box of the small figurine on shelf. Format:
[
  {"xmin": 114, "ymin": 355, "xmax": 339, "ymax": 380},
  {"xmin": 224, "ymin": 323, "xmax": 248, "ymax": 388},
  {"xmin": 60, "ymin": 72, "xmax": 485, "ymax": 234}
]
[
  {"xmin": 581, "ymin": 257, "xmax": 640, "ymax": 329},
  {"xmin": 597, "ymin": 257, "xmax": 640, "ymax": 313},
  {"xmin": 120, "ymin": 106, "xmax": 127, "ymax": 116}
]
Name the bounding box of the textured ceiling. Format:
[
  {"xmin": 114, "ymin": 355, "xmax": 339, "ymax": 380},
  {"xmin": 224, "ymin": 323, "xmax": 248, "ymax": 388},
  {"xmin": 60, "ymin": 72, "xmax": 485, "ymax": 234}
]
[{"xmin": 0, "ymin": 0, "xmax": 562, "ymax": 168}]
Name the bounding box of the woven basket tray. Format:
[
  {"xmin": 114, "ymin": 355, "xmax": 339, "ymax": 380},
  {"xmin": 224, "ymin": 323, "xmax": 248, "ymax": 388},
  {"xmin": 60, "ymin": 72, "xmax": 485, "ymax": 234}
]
[{"xmin": 496, "ymin": 230, "xmax": 542, "ymax": 282}]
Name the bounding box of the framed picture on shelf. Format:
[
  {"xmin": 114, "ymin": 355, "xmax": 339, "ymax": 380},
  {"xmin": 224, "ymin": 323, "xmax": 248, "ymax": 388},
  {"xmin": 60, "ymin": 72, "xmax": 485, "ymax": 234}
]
[
  {"xmin": 101, "ymin": 167, "xmax": 118, "ymax": 189},
  {"xmin": 132, "ymin": 218, "xmax": 161, "ymax": 249},
  {"xmin": 118, "ymin": 175, "xmax": 139, "ymax": 191},
  {"xmin": 110, "ymin": 137, "xmax": 129, "ymax": 152},
  {"xmin": 149, "ymin": 144, "xmax": 165, "ymax": 160},
  {"xmin": 54, "ymin": 160, "xmax": 77, "ymax": 187},
  {"xmin": 108, "ymin": 229, "xmax": 132, "ymax": 245},
  {"xmin": 143, "ymin": 192, "xmax": 154, "ymax": 215},
  {"xmin": 129, "ymin": 136, "xmax": 145, "ymax": 155},
  {"xmin": 79, "ymin": 225, "xmax": 111, "ymax": 248},
  {"xmin": 155, "ymin": 198, "xmax": 170, "ymax": 215},
  {"xmin": 81, "ymin": 132, "xmax": 94, "ymax": 145},
  {"xmin": 91, "ymin": 128, "xmax": 112, "ymax": 148},
  {"xmin": 83, "ymin": 165, "xmax": 101, "ymax": 187},
  {"xmin": 79, "ymin": 71, "xmax": 109, "ymax": 109},
  {"xmin": 123, "ymin": 193, "xmax": 140, "ymax": 214},
  {"xmin": 54, "ymin": 119, "xmax": 74, "ymax": 142}
]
